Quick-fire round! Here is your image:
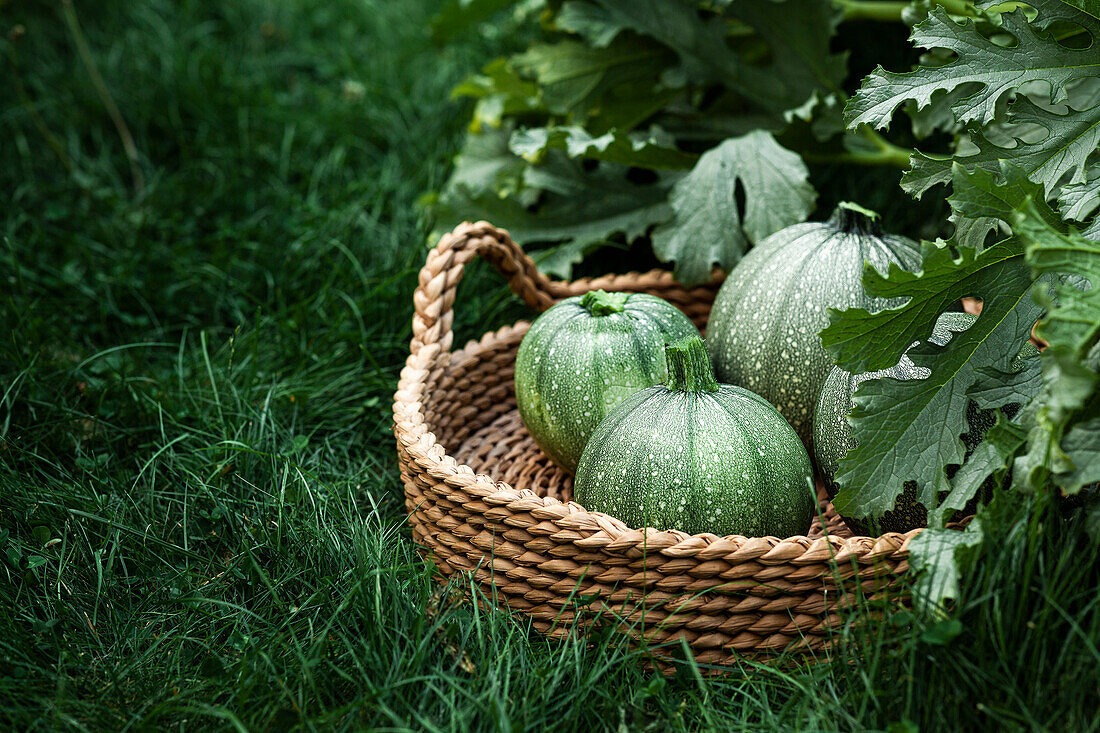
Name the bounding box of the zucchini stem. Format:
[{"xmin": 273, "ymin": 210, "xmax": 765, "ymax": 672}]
[
  {"xmin": 801, "ymin": 126, "xmax": 913, "ymax": 169},
  {"xmin": 665, "ymin": 336, "xmax": 720, "ymax": 394},
  {"xmin": 581, "ymin": 290, "xmax": 629, "ymax": 317},
  {"xmin": 831, "ymin": 202, "xmax": 884, "ymax": 236}
]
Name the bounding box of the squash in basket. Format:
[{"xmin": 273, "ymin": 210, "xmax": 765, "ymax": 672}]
[
  {"xmin": 515, "ymin": 289, "xmax": 699, "ymax": 472},
  {"xmin": 574, "ymin": 335, "xmax": 816, "ymax": 537},
  {"xmin": 706, "ymin": 202, "xmax": 921, "ymax": 452}
]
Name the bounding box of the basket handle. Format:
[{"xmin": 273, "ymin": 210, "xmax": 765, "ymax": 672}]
[{"xmin": 410, "ymin": 221, "xmax": 566, "ymax": 360}]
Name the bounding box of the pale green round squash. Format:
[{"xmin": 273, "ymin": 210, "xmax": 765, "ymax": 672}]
[{"xmin": 706, "ymin": 202, "xmax": 921, "ymax": 452}]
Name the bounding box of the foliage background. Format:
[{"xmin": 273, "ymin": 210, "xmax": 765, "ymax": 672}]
[
  {"xmin": 1, "ymin": 0, "xmax": 1098, "ymax": 730},
  {"xmin": 429, "ymin": 0, "xmax": 955, "ymax": 282}
]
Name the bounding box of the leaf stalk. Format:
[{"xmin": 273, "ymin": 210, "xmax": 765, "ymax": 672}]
[
  {"xmin": 802, "ymin": 127, "xmax": 913, "ymax": 169},
  {"xmin": 835, "ymin": 0, "xmax": 975, "ymax": 22}
]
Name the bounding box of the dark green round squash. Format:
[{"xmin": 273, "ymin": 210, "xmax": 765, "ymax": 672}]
[
  {"xmin": 813, "ymin": 311, "xmax": 1041, "ymax": 534},
  {"xmin": 706, "ymin": 203, "xmax": 922, "ymax": 452},
  {"xmin": 574, "ymin": 336, "xmax": 816, "ymax": 537},
  {"xmin": 515, "ymin": 290, "xmax": 699, "ymax": 472}
]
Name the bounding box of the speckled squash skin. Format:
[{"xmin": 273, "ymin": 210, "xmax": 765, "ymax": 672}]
[
  {"xmin": 574, "ymin": 336, "xmax": 816, "ymax": 538},
  {"xmin": 515, "ymin": 290, "xmax": 699, "ymax": 473},
  {"xmin": 813, "ymin": 311, "xmax": 1040, "ymax": 534},
  {"xmin": 706, "ymin": 203, "xmax": 921, "ymax": 452},
  {"xmin": 814, "ymin": 357, "xmax": 929, "ymax": 534}
]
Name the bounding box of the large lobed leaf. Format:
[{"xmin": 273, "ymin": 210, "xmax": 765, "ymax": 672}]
[
  {"xmin": 901, "ymin": 194, "xmax": 1100, "ymax": 609},
  {"xmin": 822, "ymin": 163, "xmax": 1100, "ymax": 521},
  {"xmin": 851, "ymin": 1, "xmax": 1100, "ymax": 225},
  {"xmin": 820, "ymin": 164, "xmax": 1048, "ymax": 519},
  {"xmin": 931, "ymin": 415, "xmax": 1029, "ymax": 526},
  {"xmin": 651, "ymin": 131, "xmax": 815, "ymax": 286},
  {"xmin": 445, "ymin": 123, "xmax": 528, "ymax": 199},
  {"xmin": 451, "ymin": 58, "xmax": 543, "ymax": 131},
  {"xmin": 848, "ymin": 3, "xmax": 1100, "ymax": 130},
  {"xmin": 437, "ymin": 0, "xmax": 849, "ymax": 281},
  {"xmin": 511, "ymin": 36, "xmax": 679, "ymax": 130},
  {"xmin": 1062, "ymin": 416, "xmax": 1100, "ymax": 491},
  {"xmin": 904, "ymin": 96, "xmax": 1100, "ymax": 202},
  {"xmin": 1020, "ymin": 202, "xmax": 1100, "ymax": 359},
  {"xmin": 433, "ymin": 136, "xmax": 675, "ymax": 278},
  {"xmin": 1012, "ymin": 198, "xmax": 1100, "ymax": 493},
  {"xmin": 552, "ymin": 0, "xmax": 847, "ymax": 119},
  {"xmin": 821, "ymin": 165, "xmax": 1054, "ymax": 369},
  {"xmin": 509, "ymin": 126, "xmax": 697, "ymax": 170},
  {"xmin": 935, "ymin": 156, "xmax": 1065, "ymax": 252},
  {"xmin": 1060, "ymin": 168, "xmax": 1100, "ymax": 226},
  {"xmin": 907, "ymin": 520, "xmax": 984, "ymax": 614}
]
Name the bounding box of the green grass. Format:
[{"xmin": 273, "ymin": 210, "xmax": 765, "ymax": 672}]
[{"xmin": 2, "ymin": 1, "xmax": 1099, "ymax": 730}]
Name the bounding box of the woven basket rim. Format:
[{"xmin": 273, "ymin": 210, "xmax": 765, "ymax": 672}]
[{"xmin": 394, "ymin": 220, "xmax": 927, "ymax": 567}]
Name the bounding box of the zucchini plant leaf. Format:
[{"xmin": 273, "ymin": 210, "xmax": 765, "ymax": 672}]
[
  {"xmin": 512, "ymin": 37, "xmax": 679, "ymax": 129},
  {"xmin": 903, "ymin": 97, "xmax": 1100, "ymax": 205},
  {"xmin": 822, "ymin": 164, "xmax": 1058, "ymax": 372},
  {"xmin": 453, "ymin": 58, "xmax": 543, "ymax": 131},
  {"xmin": 554, "ymin": 1, "xmax": 623, "ymax": 47},
  {"xmin": 848, "ymin": 4, "xmax": 1100, "ymax": 131},
  {"xmin": 1013, "ymin": 346, "xmax": 1098, "ymax": 491},
  {"xmin": 1020, "ymin": 203, "xmax": 1100, "ymax": 356},
  {"xmin": 835, "ymin": 280, "xmax": 1041, "ymax": 518},
  {"xmin": 907, "ymin": 520, "xmax": 984, "ymax": 616},
  {"xmin": 530, "ymin": 239, "xmax": 616, "ymax": 279},
  {"xmin": 1059, "ymin": 168, "xmax": 1100, "ymax": 224},
  {"xmin": 1085, "ymin": 218, "xmax": 1100, "ymax": 241},
  {"xmin": 651, "ymin": 131, "xmax": 815, "ymax": 285},
  {"xmin": 433, "ymin": 152, "xmax": 674, "ymax": 278},
  {"xmin": 900, "ymin": 150, "xmax": 952, "ymax": 203},
  {"xmin": 820, "ymin": 238, "xmax": 1036, "ymax": 375},
  {"xmin": 969, "ymin": 345, "xmax": 1043, "ymax": 411},
  {"xmin": 931, "ymin": 414, "xmax": 1028, "ymax": 527},
  {"xmin": 1062, "ymin": 416, "xmax": 1100, "ymax": 492},
  {"xmin": 554, "ymin": 0, "xmax": 739, "ymax": 86},
  {"xmin": 943, "ymin": 347, "xmax": 1045, "ymax": 523},
  {"xmin": 906, "ymin": 80, "xmax": 979, "ymax": 140},
  {"xmin": 446, "ymin": 125, "xmax": 528, "ymax": 199},
  {"xmin": 724, "ymin": 0, "xmax": 848, "ymax": 113},
  {"xmin": 1057, "ymin": 0, "xmax": 1100, "ymax": 20},
  {"xmin": 783, "ymin": 91, "xmax": 847, "ymax": 143},
  {"xmin": 945, "ymin": 158, "xmax": 1066, "ymax": 252},
  {"xmin": 821, "ymin": 165, "xmax": 1052, "ymax": 520},
  {"xmin": 852, "ymin": 1, "xmax": 1100, "ymax": 220},
  {"xmin": 1012, "ymin": 199, "xmax": 1100, "ymax": 492},
  {"xmin": 552, "ymin": 0, "xmax": 846, "ymax": 118},
  {"xmin": 510, "ymin": 126, "xmax": 697, "ymax": 169}
]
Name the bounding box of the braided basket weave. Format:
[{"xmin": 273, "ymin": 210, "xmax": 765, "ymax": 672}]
[{"xmin": 394, "ymin": 221, "xmax": 923, "ymax": 665}]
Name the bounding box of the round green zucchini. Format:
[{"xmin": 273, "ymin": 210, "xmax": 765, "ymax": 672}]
[
  {"xmin": 515, "ymin": 290, "xmax": 699, "ymax": 472},
  {"xmin": 574, "ymin": 335, "xmax": 816, "ymax": 537},
  {"xmin": 706, "ymin": 202, "xmax": 921, "ymax": 452}
]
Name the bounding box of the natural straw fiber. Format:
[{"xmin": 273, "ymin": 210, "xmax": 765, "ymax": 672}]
[{"xmin": 394, "ymin": 221, "xmax": 925, "ymax": 664}]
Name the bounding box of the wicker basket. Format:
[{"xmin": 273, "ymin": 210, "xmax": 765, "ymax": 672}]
[{"xmin": 393, "ymin": 221, "xmax": 922, "ymax": 665}]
